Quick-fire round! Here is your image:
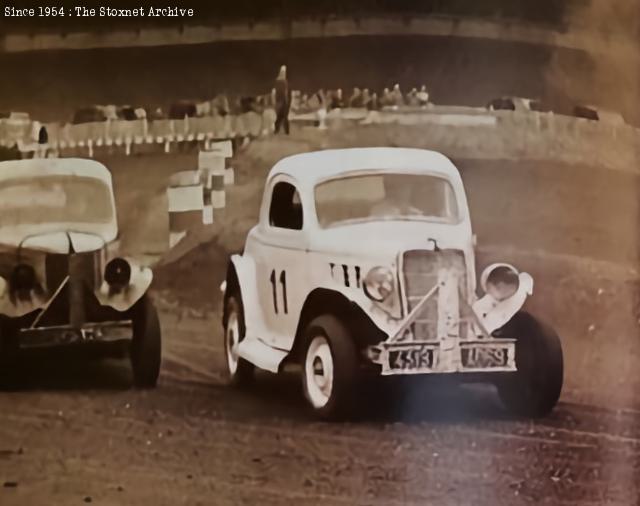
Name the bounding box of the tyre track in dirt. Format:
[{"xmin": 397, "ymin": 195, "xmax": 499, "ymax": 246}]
[{"xmin": 1, "ymin": 356, "xmax": 639, "ymax": 505}]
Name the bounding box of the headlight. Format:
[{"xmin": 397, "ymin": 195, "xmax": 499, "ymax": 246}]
[
  {"xmin": 480, "ymin": 263, "xmax": 520, "ymax": 301},
  {"xmin": 104, "ymin": 258, "xmax": 131, "ymax": 288},
  {"xmin": 363, "ymin": 266, "xmax": 395, "ymax": 302}
]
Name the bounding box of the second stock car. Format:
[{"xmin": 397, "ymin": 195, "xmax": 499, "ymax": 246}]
[
  {"xmin": 222, "ymin": 148, "xmax": 563, "ymax": 419},
  {"xmin": 0, "ymin": 158, "xmax": 161, "ymax": 387}
]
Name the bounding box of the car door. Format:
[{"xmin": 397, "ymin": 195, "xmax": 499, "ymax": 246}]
[{"xmin": 252, "ymin": 177, "xmax": 309, "ymax": 351}]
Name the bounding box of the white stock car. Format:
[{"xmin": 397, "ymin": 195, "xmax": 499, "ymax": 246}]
[
  {"xmin": 222, "ymin": 148, "xmax": 563, "ymax": 419},
  {"xmin": 0, "ymin": 159, "xmax": 161, "ymax": 387}
]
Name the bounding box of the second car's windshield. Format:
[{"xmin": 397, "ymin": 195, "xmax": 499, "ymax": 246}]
[
  {"xmin": 0, "ymin": 175, "xmax": 114, "ymax": 227},
  {"xmin": 315, "ymin": 173, "xmax": 459, "ymax": 228}
]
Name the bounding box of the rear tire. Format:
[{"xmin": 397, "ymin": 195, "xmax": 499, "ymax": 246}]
[
  {"xmin": 0, "ymin": 318, "xmax": 19, "ymax": 388},
  {"xmin": 130, "ymin": 295, "xmax": 162, "ymax": 388},
  {"xmin": 222, "ymin": 293, "xmax": 255, "ymax": 387},
  {"xmin": 496, "ymin": 311, "xmax": 563, "ymax": 417},
  {"xmin": 301, "ymin": 315, "xmax": 359, "ymax": 420}
]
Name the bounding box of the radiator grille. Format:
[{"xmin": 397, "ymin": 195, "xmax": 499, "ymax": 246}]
[{"xmin": 402, "ymin": 249, "xmax": 467, "ymax": 340}]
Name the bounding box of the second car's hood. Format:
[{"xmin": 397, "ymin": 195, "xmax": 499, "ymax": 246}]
[
  {"xmin": 1, "ymin": 230, "xmax": 108, "ymax": 254},
  {"xmin": 307, "ymin": 220, "xmax": 472, "ymax": 260}
]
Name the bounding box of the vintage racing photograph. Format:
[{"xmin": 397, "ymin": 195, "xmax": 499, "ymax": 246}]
[{"xmin": 0, "ymin": 1, "xmax": 638, "ymax": 504}]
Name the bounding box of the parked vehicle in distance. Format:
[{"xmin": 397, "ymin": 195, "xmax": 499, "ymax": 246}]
[
  {"xmin": 0, "ymin": 158, "xmax": 161, "ymax": 387},
  {"xmin": 487, "ymin": 96, "xmax": 542, "ymax": 112},
  {"xmin": 72, "ymin": 106, "xmax": 107, "ymax": 124},
  {"xmin": 221, "ymin": 148, "xmax": 563, "ymax": 420},
  {"xmin": 573, "ymin": 104, "xmax": 626, "ymax": 125}
]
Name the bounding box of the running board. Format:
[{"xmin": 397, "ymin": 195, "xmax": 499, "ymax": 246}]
[{"xmin": 237, "ymin": 338, "xmax": 288, "ymax": 373}]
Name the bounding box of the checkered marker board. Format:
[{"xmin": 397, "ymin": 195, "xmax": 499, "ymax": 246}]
[{"xmin": 167, "ymin": 170, "xmax": 211, "ymax": 248}]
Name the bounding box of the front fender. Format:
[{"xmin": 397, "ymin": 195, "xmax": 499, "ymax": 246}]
[
  {"xmin": 309, "ymin": 276, "xmax": 400, "ymax": 338},
  {"xmin": 472, "ymin": 272, "xmax": 533, "ymax": 334},
  {"xmin": 0, "ymin": 277, "xmax": 47, "ymax": 318},
  {"xmin": 94, "ymin": 259, "xmax": 153, "ymax": 312}
]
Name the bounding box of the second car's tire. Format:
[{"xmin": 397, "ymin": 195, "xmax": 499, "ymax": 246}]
[
  {"xmin": 301, "ymin": 315, "xmax": 359, "ymax": 421},
  {"xmin": 0, "ymin": 316, "xmax": 20, "ymax": 389},
  {"xmin": 496, "ymin": 311, "xmax": 563, "ymax": 417},
  {"xmin": 130, "ymin": 295, "xmax": 162, "ymax": 388},
  {"xmin": 222, "ymin": 293, "xmax": 255, "ymax": 387}
]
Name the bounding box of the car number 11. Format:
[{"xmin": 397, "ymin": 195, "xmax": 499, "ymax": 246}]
[{"xmin": 269, "ymin": 269, "xmax": 288, "ymax": 314}]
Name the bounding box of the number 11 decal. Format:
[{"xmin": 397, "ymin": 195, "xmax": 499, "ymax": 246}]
[{"xmin": 269, "ymin": 269, "xmax": 288, "ymax": 314}]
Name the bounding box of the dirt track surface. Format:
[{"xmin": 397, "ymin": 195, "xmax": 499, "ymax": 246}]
[
  {"xmin": 1, "ymin": 316, "xmax": 640, "ymax": 506},
  {"xmin": 1, "ymin": 126, "xmax": 639, "ymax": 504}
]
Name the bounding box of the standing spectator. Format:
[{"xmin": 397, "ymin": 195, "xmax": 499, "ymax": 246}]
[
  {"xmin": 407, "ymin": 88, "xmax": 420, "ymax": 107},
  {"xmin": 348, "ymin": 87, "xmax": 363, "ymax": 108},
  {"xmin": 361, "ymin": 88, "xmax": 371, "ymax": 108},
  {"xmin": 417, "ymin": 84, "xmax": 430, "ymax": 107},
  {"xmin": 212, "ymin": 94, "xmax": 230, "ymax": 116},
  {"xmin": 329, "ymin": 88, "xmax": 344, "ymax": 110},
  {"xmin": 380, "ymin": 87, "xmax": 393, "ymax": 107},
  {"xmin": 274, "ymin": 65, "xmax": 291, "ymax": 135},
  {"xmin": 314, "ymin": 89, "xmax": 328, "ymax": 130},
  {"xmin": 390, "ymin": 83, "xmax": 404, "ymax": 108},
  {"xmin": 367, "ymin": 92, "xmax": 379, "ymax": 111},
  {"xmin": 37, "ymin": 125, "xmax": 50, "ymax": 158}
]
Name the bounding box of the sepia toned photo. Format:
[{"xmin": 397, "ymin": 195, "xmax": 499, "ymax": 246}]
[{"xmin": 0, "ymin": 1, "xmax": 638, "ymax": 504}]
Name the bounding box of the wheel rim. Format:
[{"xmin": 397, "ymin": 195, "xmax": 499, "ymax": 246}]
[
  {"xmin": 304, "ymin": 335, "xmax": 334, "ymax": 409},
  {"xmin": 225, "ymin": 310, "xmax": 240, "ymax": 376}
]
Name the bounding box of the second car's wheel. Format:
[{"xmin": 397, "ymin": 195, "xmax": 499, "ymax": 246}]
[
  {"xmin": 0, "ymin": 321, "xmax": 17, "ymax": 388},
  {"xmin": 301, "ymin": 315, "xmax": 359, "ymax": 420},
  {"xmin": 496, "ymin": 311, "xmax": 563, "ymax": 417},
  {"xmin": 223, "ymin": 294, "xmax": 255, "ymax": 387},
  {"xmin": 130, "ymin": 295, "xmax": 162, "ymax": 388}
]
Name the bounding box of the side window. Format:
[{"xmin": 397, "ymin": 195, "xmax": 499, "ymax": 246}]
[{"xmin": 269, "ymin": 182, "xmax": 303, "ymax": 230}]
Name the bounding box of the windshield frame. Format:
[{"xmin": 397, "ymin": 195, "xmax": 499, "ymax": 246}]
[{"xmin": 313, "ymin": 170, "xmax": 462, "ymax": 229}]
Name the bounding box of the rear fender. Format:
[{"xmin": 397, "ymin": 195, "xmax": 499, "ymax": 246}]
[{"xmin": 223, "ymin": 254, "xmax": 264, "ymax": 338}]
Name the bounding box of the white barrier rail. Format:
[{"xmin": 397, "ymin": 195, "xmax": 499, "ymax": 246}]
[
  {"xmin": 6, "ymin": 105, "xmax": 640, "ymax": 175},
  {"xmin": 9, "ymin": 110, "xmax": 274, "ymax": 157}
]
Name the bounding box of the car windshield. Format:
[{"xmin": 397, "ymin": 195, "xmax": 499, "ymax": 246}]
[
  {"xmin": 315, "ymin": 173, "xmax": 459, "ymax": 228},
  {"xmin": 0, "ymin": 175, "xmax": 114, "ymax": 228}
]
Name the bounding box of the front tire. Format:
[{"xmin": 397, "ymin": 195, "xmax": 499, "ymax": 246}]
[
  {"xmin": 301, "ymin": 315, "xmax": 359, "ymax": 420},
  {"xmin": 130, "ymin": 295, "xmax": 162, "ymax": 388},
  {"xmin": 496, "ymin": 311, "xmax": 563, "ymax": 417}
]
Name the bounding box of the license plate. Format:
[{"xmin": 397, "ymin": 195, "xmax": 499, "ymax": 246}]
[
  {"xmin": 461, "ymin": 346, "xmax": 509, "ymax": 368},
  {"xmin": 388, "ymin": 347, "xmax": 436, "ymax": 371}
]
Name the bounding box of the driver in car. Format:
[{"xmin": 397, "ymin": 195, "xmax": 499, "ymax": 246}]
[{"xmin": 371, "ymin": 177, "xmax": 422, "ymax": 217}]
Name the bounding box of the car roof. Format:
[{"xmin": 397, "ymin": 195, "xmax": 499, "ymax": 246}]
[
  {"xmin": 267, "ymin": 148, "xmax": 460, "ymax": 188},
  {"xmin": 0, "ymin": 158, "xmax": 112, "ymax": 185}
]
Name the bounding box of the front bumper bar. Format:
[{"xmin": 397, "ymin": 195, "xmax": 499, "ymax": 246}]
[
  {"xmin": 367, "ymin": 339, "xmax": 516, "ymax": 375},
  {"xmin": 18, "ymin": 320, "xmax": 133, "ymax": 349}
]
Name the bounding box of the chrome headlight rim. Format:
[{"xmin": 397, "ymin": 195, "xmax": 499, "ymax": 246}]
[
  {"xmin": 480, "ymin": 263, "xmax": 520, "ymax": 301},
  {"xmin": 363, "ymin": 266, "xmax": 395, "ymax": 302}
]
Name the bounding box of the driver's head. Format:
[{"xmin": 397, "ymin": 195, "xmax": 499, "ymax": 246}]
[{"xmin": 384, "ymin": 177, "xmax": 411, "ymax": 202}]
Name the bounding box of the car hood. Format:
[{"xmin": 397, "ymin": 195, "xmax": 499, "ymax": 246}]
[
  {"xmin": 0, "ymin": 229, "xmax": 110, "ymax": 254},
  {"xmin": 308, "ymin": 220, "xmax": 471, "ymax": 260}
]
